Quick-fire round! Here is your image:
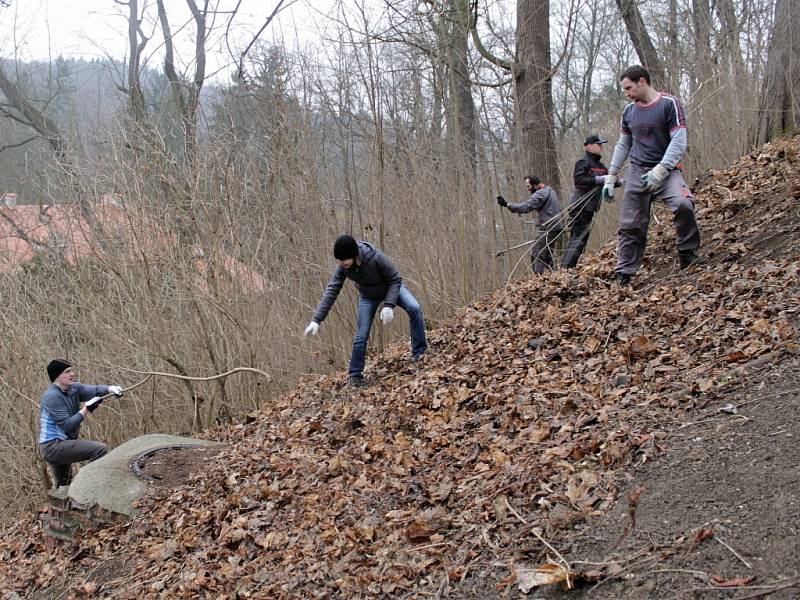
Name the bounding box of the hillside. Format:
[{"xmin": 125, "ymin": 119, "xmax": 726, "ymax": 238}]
[{"xmin": 1, "ymin": 134, "xmax": 799, "ymax": 599}]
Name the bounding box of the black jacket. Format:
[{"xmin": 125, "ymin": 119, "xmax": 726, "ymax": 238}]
[
  {"xmin": 571, "ymin": 151, "xmax": 608, "ymax": 212},
  {"xmin": 312, "ymin": 242, "xmax": 402, "ymax": 323}
]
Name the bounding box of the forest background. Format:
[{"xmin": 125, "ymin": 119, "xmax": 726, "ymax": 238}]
[{"xmin": 0, "ymin": 0, "xmax": 796, "ymax": 519}]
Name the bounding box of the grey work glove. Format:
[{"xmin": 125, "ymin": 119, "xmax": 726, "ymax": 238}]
[
  {"xmin": 641, "ymin": 164, "xmax": 669, "ymax": 192},
  {"xmin": 602, "ymin": 174, "xmax": 617, "ymax": 202},
  {"xmin": 108, "ymin": 385, "xmax": 123, "ymax": 397},
  {"xmin": 304, "ymin": 321, "xmax": 320, "ymax": 337}
]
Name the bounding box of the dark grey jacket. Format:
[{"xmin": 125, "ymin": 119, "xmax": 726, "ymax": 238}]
[
  {"xmin": 507, "ymin": 185, "xmax": 564, "ymax": 229},
  {"xmin": 312, "ymin": 241, "xmax": 402, "ymax": 323}
]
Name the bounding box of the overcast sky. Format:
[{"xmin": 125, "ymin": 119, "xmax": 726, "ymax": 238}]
[{"xmin": 0, "ymin": 0, "xmax": 337, "ymax": 81}]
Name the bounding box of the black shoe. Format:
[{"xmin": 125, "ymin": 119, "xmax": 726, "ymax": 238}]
[
  {"xmin": 348, "ymin": 376, "xmax": 365, "ymax": 388},
  {"xmin": 679, "ymin": 250, "xmax": 701, "ymax": 269},
  {"xmin": 617, "ymin": 273, "xmax": 632, "ymax": 286}
]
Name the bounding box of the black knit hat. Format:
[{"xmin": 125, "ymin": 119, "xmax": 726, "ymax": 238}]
[
  {"xmin": 333, "ymin": 235, "xmax": 359, "ymax": 260},
  {"xmin": 47, "ymin": 359, "xmax": 72, "ymax": 382}
]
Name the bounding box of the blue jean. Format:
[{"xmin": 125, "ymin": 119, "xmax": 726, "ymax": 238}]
[{"xmin": 348, "ymin": 285, "xmax": 427, "ymax": 377}]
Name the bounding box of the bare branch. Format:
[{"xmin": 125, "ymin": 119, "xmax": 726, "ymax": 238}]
[
  {"xmin": 469, "ymin": 0, "xmax": 512, "ymax": 71},
  {"xmin": 234, "ymin": 0, "xmax": 296, "ymax": 79},
  {"xmin": 0, "ymin": 135, "xmax": 37, "ymax": 153}
]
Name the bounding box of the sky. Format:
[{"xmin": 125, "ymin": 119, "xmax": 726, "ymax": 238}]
[{"xmin": 0, "ymin": 0, "xmax": 338, "ymax": 82}]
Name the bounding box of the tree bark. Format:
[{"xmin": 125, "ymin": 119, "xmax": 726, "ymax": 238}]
[
  {"xmin": 155, "ymin": 0, "xmax": 208, "ymax": 164},
  {"xmin": 125, "ymin": 0, "xmax": 148, "ymax": 120},
  {"xmin": 443, "ymin": 0, "xmax": 477, "ymax": 173},
  {"xmin": 615, "ymin": 0, "xmax": 667, "ymax": 89},
  {"xmin": 756, "ymin": 0, "xmax": 800, "ymax": 144},
  {"xmin": 515, "ymin": 0, "xmax": 559, "ymax": 190}
]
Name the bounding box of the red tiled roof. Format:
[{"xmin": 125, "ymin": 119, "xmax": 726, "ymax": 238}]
[{"xmin": 0, "ymin": 201, "xmax": 267, "ymax": 293}]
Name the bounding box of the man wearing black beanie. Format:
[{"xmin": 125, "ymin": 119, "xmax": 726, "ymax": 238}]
[
  {"xmin": 38, "ymin": 360, "xmax": 124, "ymax": 487},
  {"xmin": 304, "ymin": 235, "xmax": 427, "ymax": 386}
]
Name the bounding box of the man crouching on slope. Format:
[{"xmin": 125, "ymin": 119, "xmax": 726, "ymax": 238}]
[
  {"xmin": 39, "ymin": 359, "xmax": 123, "ymax": 487},
  {"xmin": 304, "ymin": 235, "xmax": 427, "ymax": 387}
]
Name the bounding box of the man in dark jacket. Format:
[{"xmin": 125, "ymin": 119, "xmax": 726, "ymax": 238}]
[
  {"xmin": 497, "ymin": 176, "xmax": 564, "ymax": 274},
  {"xmin": 39, "ymin": 359, "xmax": 123, "ymax": 487},
  {"xmin": 562, "ymin": 134, "xmax": 611, "ymax": 268},
  {"xmin": 304, "ymin": 235, "xmax": 427, "ymax": 386}
]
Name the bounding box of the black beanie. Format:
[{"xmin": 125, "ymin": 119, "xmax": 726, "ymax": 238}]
[
  {"xmin": 47, "ymin": 359, "xmax": 72, "ymax": 382},
  {"xmin": 333, "ymin": 235, "xmax": 359, "ymax": 260}
]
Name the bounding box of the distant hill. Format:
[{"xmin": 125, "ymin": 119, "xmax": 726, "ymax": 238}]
[{"xmin": 0, "ymin": 57, "xmax": 221, "ymax": 201}]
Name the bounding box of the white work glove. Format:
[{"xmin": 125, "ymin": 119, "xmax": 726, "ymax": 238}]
[
  {"xmin": 304, "ymin": 321, "xmax": 320, "ymax": 337},
  {"xmin": 602, "ymin": 174, "xmax": 617, "ymax": 202},
  {"xmin": 380, "ymin": 307, "xmax": 395, "ymax": 325},
  {"xmin": 641, "ymin": 164, "xmax": 669, "ymax": 192},
  {"xmin": 108, "ymin": 385, "xmax": 123, "ymax": 397},
  {"xmin": 85, "ymin": 396, "xmax": 103, "ymax": 413}
]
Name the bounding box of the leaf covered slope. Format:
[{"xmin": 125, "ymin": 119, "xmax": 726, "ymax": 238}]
[{"xmin": 2, "ymin": 135, "xmax": 799, "ymax": 598}]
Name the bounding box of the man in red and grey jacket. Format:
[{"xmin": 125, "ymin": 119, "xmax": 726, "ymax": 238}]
[
  {"xmin": 562, "ymin": 134, "xmax": 612, "ymax": 268},
  {"xmin": 603, "ymin": 65, "xmax": 701, "ymax": 285}
]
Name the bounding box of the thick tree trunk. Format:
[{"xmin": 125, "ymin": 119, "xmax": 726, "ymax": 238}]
[
  {"xmin": 615, "ymin": 0, "xmax": 667, "ymax": 89},
  {"xmin": 515, "ymin": 0, "xmax": 559, "ymax": 190},
  {"xmin": 756, "ymin": 0, "xmax": 800, "ymax": 144},
  {"xmin": 445, "ymin": 0, "xmax": 477, "ymax": 173}
]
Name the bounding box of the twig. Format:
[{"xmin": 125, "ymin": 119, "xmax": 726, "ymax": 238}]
[
  {"xmin": 685, "ymin": 316, "xmax": 714, "ymax": 336},
  {"xmin": 684, "ymin": 576, "xmax": 800, "ymax": 598},
  {"xmin": 645, "ymin": 568, "xmax": 708, "ymax": 579},
  {"xmin": 503, "ymin": 498, "xmax": 572, "ymax": 580},
  {"xmin": 733, "ymin": 578, "xmax": 800, "ymax": 599},
  {"xmin": 714, "ymin": 535, "xmax": 752, "ymax": 569}
]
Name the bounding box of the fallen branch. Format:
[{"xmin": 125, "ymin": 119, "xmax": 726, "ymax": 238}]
[{"xmin": 714, "ymin": 535, "xmax": 752, "ymax": 569}]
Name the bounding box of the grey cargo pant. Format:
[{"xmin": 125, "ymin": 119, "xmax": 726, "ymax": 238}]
[
  {"xmin": 615, "ymin": 164, "xmax": 700, "ymax": 275},
  {"xmin": 40, "ymin": 439, "xmax": 108, "ymax": 487},
  {"xmin": 531, "ymin": 224, "xmax": 563, "ymax": 274}
]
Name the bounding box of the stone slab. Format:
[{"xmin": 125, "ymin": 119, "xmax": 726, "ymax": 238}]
[{"xmin": 68, "ymin": 433, "xmax": 216, "ymax": 517}]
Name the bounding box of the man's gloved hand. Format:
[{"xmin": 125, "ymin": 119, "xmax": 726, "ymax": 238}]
[
  {"xmin": 304, "ymin": 321, "xmax": 320, "ymax": 337},
  {"xmin": 602, "ymin": 174, "xmax": 617, "ymax": 202},
  {"xmin": 108, "ymin": 385, "xmax": 123, "ymax": 397},
  {"xmin": 496, "ymin": 195, "xmax": 507, "ymax": 208},
  {"xmin": 640, "ymin": 164, "xmax": 669, "ymax": 191},
  {"xmin": 85, "ymin": 397, "xmax": 103, "ymax": 413},
  {"xmin": 380, "ymin": 307, "xmax": 394, "ymax": 325}
]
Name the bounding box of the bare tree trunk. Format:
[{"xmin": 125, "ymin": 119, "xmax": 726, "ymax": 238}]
[
  {"xmin": 756, "ymin": 0, "xmax": 800, "ymax": 144},
  {"xmin": 515, "ymin": 0, "xmax": 559, "ymax": 190},
  {"xmin": 125, "ymin": 0, "xmax": 148, "ymax": 120},
  {"xmin": 155, "ymin": 0, "xmax": 208, "ymax": 164},
  {"xmin": 667, "ymin": 0, "xmax": 680, "ymax": 91},
  {"xmin": 445, "ymin": 0, "xmax": 477, "ymax": 173},
  {"xmin": 615, "ymin": 0, "xmax": 667, "ymax": 89},
  {"xmin": 716, "ymin": 0, "xmax": 746, "ymax": 83}
]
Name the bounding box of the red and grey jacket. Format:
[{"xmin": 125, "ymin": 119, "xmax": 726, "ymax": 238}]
[{"xmin": 571, "ymin": 151, "xmax": 608, "ymax": 211}]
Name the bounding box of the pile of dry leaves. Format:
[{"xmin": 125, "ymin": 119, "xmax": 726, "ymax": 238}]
[{"xmin": 1, "ymin": 135, "xmax": 799, "ymax": 599}]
